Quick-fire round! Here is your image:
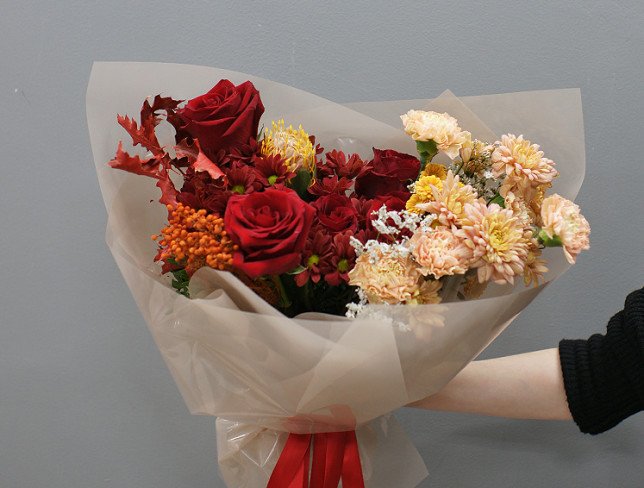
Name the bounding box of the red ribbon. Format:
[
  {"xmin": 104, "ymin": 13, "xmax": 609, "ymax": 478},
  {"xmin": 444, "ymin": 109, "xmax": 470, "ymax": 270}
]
[{"xmin": 268, "ymin": 431, "xmax": 365, "ymax": 488}]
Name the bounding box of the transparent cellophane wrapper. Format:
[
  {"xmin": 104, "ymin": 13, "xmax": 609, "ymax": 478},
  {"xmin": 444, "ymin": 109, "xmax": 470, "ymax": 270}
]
[{"xmin": 87, "ymin": 62, "xmax": 585, "ymax": 488}]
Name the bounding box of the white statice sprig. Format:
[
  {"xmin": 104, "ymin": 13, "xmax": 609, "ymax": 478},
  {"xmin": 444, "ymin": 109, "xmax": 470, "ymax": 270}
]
[{"xmin": 369, "ymin": 205, "xmax": 437, "ymax": 236}]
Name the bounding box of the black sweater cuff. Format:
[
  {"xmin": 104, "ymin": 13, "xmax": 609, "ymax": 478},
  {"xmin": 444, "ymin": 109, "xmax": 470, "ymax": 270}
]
[{"xmin": 558, "ymin": 288, "xmax": 644, "ymax": 435}]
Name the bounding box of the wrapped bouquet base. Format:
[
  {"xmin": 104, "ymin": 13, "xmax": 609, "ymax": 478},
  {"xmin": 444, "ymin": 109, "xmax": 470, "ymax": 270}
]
[{"xmin": 88, "ymin": 62, "xmax": 585, "ymax": 487}]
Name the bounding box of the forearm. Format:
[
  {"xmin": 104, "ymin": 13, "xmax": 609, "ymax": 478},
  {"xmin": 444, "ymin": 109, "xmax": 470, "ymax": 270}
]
[{"xmin": 408, "ymin": 348, "xmax": 573, "ymax": 420}]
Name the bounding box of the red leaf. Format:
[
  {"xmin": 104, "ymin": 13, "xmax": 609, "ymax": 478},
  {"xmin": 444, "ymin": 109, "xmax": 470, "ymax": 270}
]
[
  {"xmin": 144, "ymin": 95, "xmax": 183, "ymax": 133},
  {"xmin": 109, "ymin": 94, "xmax": 184, "ymax": 206},
  {"xmin": 156, "ymin": 176, "xmax": 178, "ymax": 206},
  {"xmin": 109, "ymin": 142, "xmax": 177, "ymax": 205},
  {"xmin": 108, "ymin": 141, "xmax": 160, "ymax": 177},
  {"xmin": 175, "ymin": 138, "xmax": 224, "ymax": 180},
  {"xmin": 117, "ymin": 95, "xmax": 182, "ymax": 157}
]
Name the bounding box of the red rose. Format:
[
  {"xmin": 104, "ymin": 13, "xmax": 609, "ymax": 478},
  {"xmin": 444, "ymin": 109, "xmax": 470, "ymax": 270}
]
[
  {"xmin": 179, "ymin": 80, "xmax": 264, "ymax": 160},
  {"xmin": 312, "ymin": 193, "xmax": 359, "ymax": 233},
  {"xmin": 224, "ymin": 188, "xmax": 315, "ymax": 278},
  {"xmin": 354, "ymin": 148, "xmax": 420, "ymax": 198}
]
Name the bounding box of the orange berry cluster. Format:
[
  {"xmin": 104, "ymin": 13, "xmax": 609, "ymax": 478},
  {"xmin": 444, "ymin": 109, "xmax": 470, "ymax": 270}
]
[{"xmin": 152, "ymin": 203, "xmax": 237, "ymax": 275}]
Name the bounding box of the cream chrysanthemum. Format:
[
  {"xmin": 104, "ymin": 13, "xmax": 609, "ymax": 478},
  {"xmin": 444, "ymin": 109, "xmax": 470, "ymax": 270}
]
[
  {"xmin": 261, "ymin": 119, "xmax": 315, "ymax": 172},
  {"xmin": 540, "ymin": 194, "xmax": 590, "ymax": 264},
  {"xmin": 409, "ymin": 228, "xmax": 470, "ymax": 279},
  {"xmin": 457, "ymin": 201, "xmax": 530, "ymax": 284},
  {"xmin": 348, "ymin": 250, "xmax": 423, "ymax": 304},
  {"xmin": 400, "ymin": 110, "xmax": 471, "ymax": 159},
  {"xmin": 414, "ymin": 170, "xmax": 479, "ymax": 226},
  {"xmin": 492, "ymin": 134, "xmax": 558, "ymax": 196}
]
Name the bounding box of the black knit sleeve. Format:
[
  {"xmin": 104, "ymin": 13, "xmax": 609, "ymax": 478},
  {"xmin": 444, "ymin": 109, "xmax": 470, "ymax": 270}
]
[{"xmin": 558, "ymin": 287, "xmax": 644, "ymax": 434}]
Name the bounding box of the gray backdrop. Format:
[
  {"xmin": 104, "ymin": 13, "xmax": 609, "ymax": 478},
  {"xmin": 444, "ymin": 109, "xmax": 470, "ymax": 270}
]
[{"xmin": 1, "ymin": 1, "xmax": 643, "ymax": 487}]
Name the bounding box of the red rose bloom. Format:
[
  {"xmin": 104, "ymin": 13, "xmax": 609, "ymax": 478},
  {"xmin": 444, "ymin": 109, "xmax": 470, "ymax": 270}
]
[
  {"xmin": 224, "ymin": 188, "xmax": 315, "ymax": 278},
  {"xmin": 179, "ymin": 80, "xmax": 265, "ymax": 160},
  {"xmin": 354, "ymin": 148, "xmax": 420, "ymax": 198},
  {"xmin": 311, "ymin": 193, "xmax": 359, "ymax": 233}
]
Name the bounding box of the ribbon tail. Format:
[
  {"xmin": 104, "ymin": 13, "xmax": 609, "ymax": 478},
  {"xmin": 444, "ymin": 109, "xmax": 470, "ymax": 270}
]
[
  {"xmin": 341, "ymin": 430, "xmax": 365, "ymax": 488},
  {"xmin": 267, "ymin": 433, "xmax": 312, "ymax": 488}
]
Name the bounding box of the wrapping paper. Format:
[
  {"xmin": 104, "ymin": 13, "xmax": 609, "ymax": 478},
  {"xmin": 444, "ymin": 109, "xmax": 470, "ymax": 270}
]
[{"xmin": 87, "ymin": 62, "xmax": 585, "ymax": 487}]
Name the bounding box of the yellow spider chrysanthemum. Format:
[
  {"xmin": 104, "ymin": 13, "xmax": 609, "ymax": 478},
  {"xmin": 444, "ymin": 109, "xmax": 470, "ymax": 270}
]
[{"xmin": 261, "ymin": 119, "xmax": 315, "ymax": 172}]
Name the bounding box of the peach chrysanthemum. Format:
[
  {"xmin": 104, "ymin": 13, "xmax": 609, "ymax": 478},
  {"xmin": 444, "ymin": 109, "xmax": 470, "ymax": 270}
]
[
  {"xmin": 523, "ymin": 240, "xmax": 548, "ymax": 287},
  {"xmin": 400, "ymin": 110, "xmax": 471, "ymax": 159},
  {"xmin": 409, "ymin": 228, "xmax": 471, "ymax": 279},
  {"xmin": 529, "ymin": 183, "xmax": 551, "ymax": 224},
  {"xmin": 414, "ymin": 170, "xmax": 479, "ymax": 227},
  {"xmin": 504, "ymin": 191, "xmax": 534, "ymax": 227},
  {"xmin": 457, "ymin": 201, "xmax": 530, "ymax": 285},
  {"xmin": 462, "ymin": 272, "xmax": 488, "ymax": 299},
  {"xmin": 491, "ymin": 134, "xmax": 558, "ymax": 196},
  {"xmin": 417, "ymin": 279, "xmax": 443, "ymax": 304},
  {"xmin": 540, "ymin": 194, "xmax": 590, "ymax": 264},
  {"xmin": 348, "ymin": 250, "xmax": 422, "ymax": 304},
  {"xmin": 261, "ymin": 119, "xmax": 315, "ymax": 172}
]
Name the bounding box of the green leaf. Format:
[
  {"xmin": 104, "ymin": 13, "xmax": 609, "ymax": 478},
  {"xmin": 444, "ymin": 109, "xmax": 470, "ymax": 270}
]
[
  {"xmin": 538, "ymin": 229, "xmax": 563, "ymax": 247},
  {"xmin": 488, "ymin": 193, "xmax": 506, "ymax": 208},
  {"xmin": 287, "ymin": 265, "xmax": 307, "ymax": 275},
  {"xmin": 416, "ymin": 140, "xmax": 438, "ymax": 169},
  {"xmin": 289, "ymin": 168, "xmax": 313, "ymax": 200}
]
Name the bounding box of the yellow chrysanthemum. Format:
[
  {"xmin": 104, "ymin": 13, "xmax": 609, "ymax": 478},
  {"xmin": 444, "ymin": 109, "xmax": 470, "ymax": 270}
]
[
  {"xmin": 261, "ymin": 119, "xmax": 315, "ymax": 172},
  {"xmin": 405, "ymin": 194, "xmax": 425, "ymax": 214},
  {"xmin": 406, "ymin": 175, "xmax": 444, "ymax": 214},
  {"xmin": 421, "ymin": 163, "xmax": 448, "ymax": 180},
  {"xmin": 415, "ymin": 175, "xmax": 443, "ymax": 200}
]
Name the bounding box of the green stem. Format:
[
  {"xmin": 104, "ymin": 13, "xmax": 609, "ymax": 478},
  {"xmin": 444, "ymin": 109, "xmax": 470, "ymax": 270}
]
[
  {"xmin": 271, "ymin": 274, "xmax": 292, "ymax": 309},
  {"xmin": 303, "ymin": 280, "xmax": 312, "ymax": 311}
]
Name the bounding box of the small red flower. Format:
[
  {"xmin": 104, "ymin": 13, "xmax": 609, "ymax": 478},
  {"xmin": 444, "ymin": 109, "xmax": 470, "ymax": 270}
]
[
  {"xmin": 294, "ymin": 227, "xmax": 334, "ymax": 287},
  {"xmin": 308, "ymin": 175, "xmax": 353, "ymax": 196},
  {"xmin": 253, "ymin": 154, "xmax": 296, "ymax": 187},
  {"xmin": 322, "ymin": 231, "xmax": 363, "ymax": 286},
  {"xmin": 226, "ymin": 162, "xmax": 262, "ymax": 195},
  {"xmin": 317, "ymin": 150, "xmax": 365, "ymax": 179}
]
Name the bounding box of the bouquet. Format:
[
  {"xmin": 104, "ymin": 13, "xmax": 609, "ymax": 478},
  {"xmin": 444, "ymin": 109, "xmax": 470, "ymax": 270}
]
[{"xmin": 88, "ymin": 62, "xmax": 589, "ymax": 488}]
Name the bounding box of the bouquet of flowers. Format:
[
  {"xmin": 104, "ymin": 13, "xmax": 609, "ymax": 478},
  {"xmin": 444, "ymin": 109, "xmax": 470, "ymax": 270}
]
[{"xmin": 88, "ymin": 62, "xmax": 589, "ymax": 488}]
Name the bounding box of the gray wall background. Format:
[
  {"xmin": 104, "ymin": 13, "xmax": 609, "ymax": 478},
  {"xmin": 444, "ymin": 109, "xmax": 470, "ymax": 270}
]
[{"xmin": 2, "ymin": 1, "xmax": 643, "ymax": 487}]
